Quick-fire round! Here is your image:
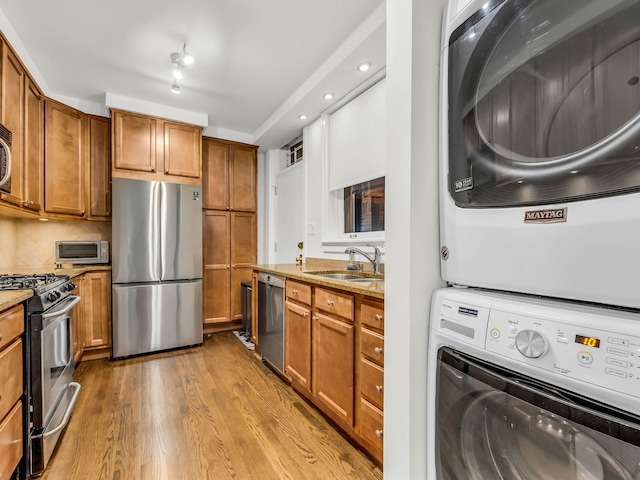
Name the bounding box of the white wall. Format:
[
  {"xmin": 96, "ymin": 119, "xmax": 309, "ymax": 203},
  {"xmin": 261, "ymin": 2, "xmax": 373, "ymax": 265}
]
[
  {"xmin": 304, "ymin": 118, "xmax": 325, "ymax": 259},
  {"xmin": 384, "ymin": 0, "xmax": 447, "ymax": 478}
]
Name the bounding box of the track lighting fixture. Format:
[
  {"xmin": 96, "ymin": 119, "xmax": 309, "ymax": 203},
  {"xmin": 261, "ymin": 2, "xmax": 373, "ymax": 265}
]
[{"xmin": 169, "ymin": 43, "xmax": 193, "ymax": 94}]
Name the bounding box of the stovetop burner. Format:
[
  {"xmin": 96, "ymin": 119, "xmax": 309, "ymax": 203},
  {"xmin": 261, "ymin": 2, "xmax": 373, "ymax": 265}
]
[{"xmin": 0, "ymin": 273, "xmax": 69, "ymax": 291}]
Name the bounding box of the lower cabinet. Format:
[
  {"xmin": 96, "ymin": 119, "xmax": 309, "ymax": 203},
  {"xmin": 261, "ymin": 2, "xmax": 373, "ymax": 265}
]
[
  {"xmin": 72, "ymin": 270, "xmax": 112, "ymax": 362},
  {"xmin": 0, "ymin": 304, "xmax": 24, "ymax": 480},
  {"xmin": 282, "ymin": 277, "xmax": 384, "ymax": 465}
]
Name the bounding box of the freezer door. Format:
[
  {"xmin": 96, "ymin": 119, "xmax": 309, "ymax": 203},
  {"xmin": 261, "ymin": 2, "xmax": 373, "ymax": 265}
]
[
  {"xmin": 112, "ymin": 280, "xmax": 203, "ymax": 358},
  {"xmin": 160, "ymin": 182, "xmax": 203, "ymax": 281},
  {"xmin": 112, "ymin": 178, "xmax": 162, "ymax": 284}
]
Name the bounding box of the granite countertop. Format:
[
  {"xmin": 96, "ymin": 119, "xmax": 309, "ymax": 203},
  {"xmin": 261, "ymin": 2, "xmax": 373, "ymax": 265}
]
[
  {"xmin": 252, "ymin": 263, "xmax": 384, "ymax": 299},
  {"xmin": 0, "ymin": 265, "xmax": 112, "ymax": 312}
]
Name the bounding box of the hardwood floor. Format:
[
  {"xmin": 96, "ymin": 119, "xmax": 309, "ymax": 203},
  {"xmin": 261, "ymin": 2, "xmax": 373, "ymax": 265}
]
[{"xmin": 41, "ymin": 332, "xmax": 383, "ymax": 480}]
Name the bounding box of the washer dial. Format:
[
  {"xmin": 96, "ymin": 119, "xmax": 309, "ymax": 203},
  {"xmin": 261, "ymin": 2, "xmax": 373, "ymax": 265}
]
[{"xmin": 515, "ymin": 329, "xmax": 547, "ymax": 358}]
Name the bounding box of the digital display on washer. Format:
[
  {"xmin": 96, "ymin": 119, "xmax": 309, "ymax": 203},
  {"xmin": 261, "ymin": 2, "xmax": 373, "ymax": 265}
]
[{"xmin": 575, "ymin": 334, "xmax": 600, "ymax": 348}]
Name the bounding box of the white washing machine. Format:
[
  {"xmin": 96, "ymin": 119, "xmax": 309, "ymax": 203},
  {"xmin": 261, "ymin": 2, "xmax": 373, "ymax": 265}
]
[{"xmin": 427, "ymin": 288, "xmax": 640, "ymax": 479}]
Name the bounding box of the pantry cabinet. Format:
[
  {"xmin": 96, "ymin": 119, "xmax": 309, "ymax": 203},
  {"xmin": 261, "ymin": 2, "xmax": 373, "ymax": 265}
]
[
  {"xmin": 111, "ymin": 109, "xmax": 202, "ymax": 183},
  {"xmin": 0, "ymin": 304, "xmax": 23, "ymax": 480},
  {"xmin": 44, "ymin": 99, "xmax": 85, "ymax": 218},
  {"xmin": 202, "ymin": 137, "xmax": 257, "ymax": 333}
]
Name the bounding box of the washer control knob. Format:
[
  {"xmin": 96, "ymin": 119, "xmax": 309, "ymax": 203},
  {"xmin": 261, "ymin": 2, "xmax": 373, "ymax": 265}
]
[{"xmin": 515, "ymin": 329, "xmax": 547, "ymax": 358}]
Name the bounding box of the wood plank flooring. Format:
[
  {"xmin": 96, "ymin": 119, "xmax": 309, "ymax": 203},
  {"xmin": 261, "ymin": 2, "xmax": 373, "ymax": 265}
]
[{"xmin": 41, "ymin": 332, "xmax": 383, "ymax": 480}]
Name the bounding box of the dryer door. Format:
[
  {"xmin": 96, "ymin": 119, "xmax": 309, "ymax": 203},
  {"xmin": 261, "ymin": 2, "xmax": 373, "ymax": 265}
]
[
  {"xmin": 447, "ymin": 0, "xmax": 640, "ymax": 208},
  {"xmin": 436, "ymin": 347, "xmax": 640, "ymax": 480}
]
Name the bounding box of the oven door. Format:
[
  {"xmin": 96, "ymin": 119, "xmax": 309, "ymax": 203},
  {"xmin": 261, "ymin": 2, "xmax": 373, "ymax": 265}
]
[{"xmin": 436, "ymin": 347, "xmax": 640, "ymax": 480}]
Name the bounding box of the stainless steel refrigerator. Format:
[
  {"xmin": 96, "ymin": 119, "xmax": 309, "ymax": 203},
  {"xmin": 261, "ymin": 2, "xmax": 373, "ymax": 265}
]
[{"xmin": 112, "ymin": 177, "xmax": 203, "ymax": 358}]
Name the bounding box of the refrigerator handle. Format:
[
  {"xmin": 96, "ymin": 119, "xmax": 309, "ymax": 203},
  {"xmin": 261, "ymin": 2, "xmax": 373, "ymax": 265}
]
[{"xmin": 158, "ymin": 181, "xmax": 167, "ymax": 280}]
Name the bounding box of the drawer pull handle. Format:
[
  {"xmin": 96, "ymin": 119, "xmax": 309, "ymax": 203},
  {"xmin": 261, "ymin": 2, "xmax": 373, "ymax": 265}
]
[
  {"xmin": 375, "ymin": 313, "xmax": 383, "ymax": 321},
  {"xmin": 375, "ymin": 429, "xmax": 383, "ymax": 438},
  {"xmin": 374, "ymin": 347, "xmax": 383, "ymax": 355},
  {"xmin": 292, "ymin": 289, "xmax": 298, "ymax": 294},
  {"xmin": 326, "ymin": 300, "xmax": 334, "ymax": 306},
  {"xmin": 375, "ymin": 385, "xmax": 383, "ymax": 392}
]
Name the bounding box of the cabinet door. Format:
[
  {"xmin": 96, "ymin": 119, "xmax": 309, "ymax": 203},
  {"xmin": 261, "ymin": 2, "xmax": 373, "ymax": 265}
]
[
  {"xmin": 82, "ymin": 271, "xmax": 111, "ymax": 349},
  {"xmin": 312, "ymin": 311, "xmax": 354, "ymax": 426},
  {"xmin": 164, "ymin": 121, "xmax": 201, "ymax": 178},
  {"xmin": 203, "ymin": 210, "xmax": 231, "ymax": 324},
  {"xmin": 44, "ymin": 99, "xmax": 85, "ymax": 217},
  {"xmin": 0, "ymin": 45, "xmax": 24, "ymax": 207},
  {"xmin": 112, "ymin": 110, "xmax": 157, "ymax": 173},
  {"xmin": 202, "ymin": 139, "xmax": 229, "ymax": 210},
  {"xmin": 87, "ymin": 116, "xmax": 111, "ymax": 219},
  {"xmin": 71, "ymin": 276, "xmax": 85, "ymax": 364},
  {"xmin": 230, "ymin": 212, "xmax": 256, "ymax": 320},
  {"xmin": 285, "ymin": 300, "xmax": 311, "ymax": 391},
  {"xmin": 23, "ymin": 77, "xmax": 43, "ymax": 212},
  {"xmin": 230, "ymin": 144, "xmax": 256, "ymax": 212}
]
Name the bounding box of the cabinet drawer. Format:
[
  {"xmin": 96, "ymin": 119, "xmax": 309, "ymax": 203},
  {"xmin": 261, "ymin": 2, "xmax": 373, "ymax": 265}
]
[
  {"xmin": 359, "ymin": 398, "xmax": 383, "ymax": 452},
  {"xmin": 286, "ymin": 280, "xmax": 312, "ymax": 306},
  {"xmin": 0, "ymin": 402, "xmax": 22, "ymax": 480},
  {"xmin": 0, "ymin": 305, "xmax": 24, "ymax": 351},
  {"xmin": 361, "ymin": 299, "xmax": 384, "ymax": 330},
  {"xmin": 0, "ymin": 339, "xmax": 22, "ymax": 422},
  {"xmin": 360, "ymin": 357, "xmax": 384, "ymax": 409},
  {"xmin": 315, "ymin": 287, "xmax": 354, "ymax": 321},
  {"xmin": 360, "ymin": 327, "xmax": 384, "ymax": 366}
]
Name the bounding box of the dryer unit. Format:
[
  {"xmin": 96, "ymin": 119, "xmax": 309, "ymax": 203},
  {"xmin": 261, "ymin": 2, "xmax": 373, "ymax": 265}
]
[{"xmin": 440, "ymin": 0, "xmax": 640, "ymax": 308}]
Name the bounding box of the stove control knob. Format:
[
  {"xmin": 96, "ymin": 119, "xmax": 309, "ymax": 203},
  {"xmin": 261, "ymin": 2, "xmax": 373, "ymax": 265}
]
[
  {"xmin": 515, "ymin": 329, "xmax": 547, "ymax": 358},
  {"xmin": 54, "ymin": 291, "xmax": 61, "ymax": 299},
  {"xmin": 69, "ymin": 282, "xmax": 76, "ymax": 291},
  {"xmin": 46, "ymin": 293, "xmax": 56, "ymax": 302}
]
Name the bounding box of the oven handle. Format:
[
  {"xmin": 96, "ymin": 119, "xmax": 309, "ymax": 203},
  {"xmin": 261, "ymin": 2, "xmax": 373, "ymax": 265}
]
[
  {"xmin": 43, "ymin": 382, "xmax": 81, "ymax": 438},
  {"xmin": 41, "ymin": 295, "xmax": 81, "ymax": 319}
]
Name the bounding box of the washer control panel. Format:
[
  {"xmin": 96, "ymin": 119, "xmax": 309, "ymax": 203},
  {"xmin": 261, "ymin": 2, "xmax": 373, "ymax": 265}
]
[{"xmin": 485, "ymin": 307, "xmax": 640, "ymax": 399}]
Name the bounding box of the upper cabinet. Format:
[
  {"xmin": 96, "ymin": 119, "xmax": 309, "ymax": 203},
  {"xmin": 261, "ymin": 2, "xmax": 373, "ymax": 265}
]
[
  {"xmin": 44, "ymin": 99, "xmax": 85, "ymax": 218},
  {"xmin": 202, "ymin": 137, "xmax": 257, "ymax": 212},
  {"xmin": 111, "ymin": 109, "xmax": 202, "ymax": 184},
  {"xmin": 0, "ymin": 36, "xmax": 44, "ymax": 213},
  {"xmin": 87, "ymin": 115, "xmax": 111, "ymax": 220}
]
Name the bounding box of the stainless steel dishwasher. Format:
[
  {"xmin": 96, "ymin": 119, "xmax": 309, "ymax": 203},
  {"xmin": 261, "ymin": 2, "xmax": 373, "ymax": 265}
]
[{"xmin": 257, "ymin": 272, "xmax": 285, "ymax": 374}]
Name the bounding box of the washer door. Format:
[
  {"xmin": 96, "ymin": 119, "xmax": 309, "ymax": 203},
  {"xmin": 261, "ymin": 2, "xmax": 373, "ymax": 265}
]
[{"xmin": 436, "ymin": 348, "xmax": 640, "ymax": 480}]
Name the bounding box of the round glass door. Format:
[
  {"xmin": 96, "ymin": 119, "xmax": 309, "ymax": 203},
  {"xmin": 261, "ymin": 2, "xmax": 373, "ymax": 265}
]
[{"xmin": 448, "ymin": 0, "xmax": 640, "ymax": 207}]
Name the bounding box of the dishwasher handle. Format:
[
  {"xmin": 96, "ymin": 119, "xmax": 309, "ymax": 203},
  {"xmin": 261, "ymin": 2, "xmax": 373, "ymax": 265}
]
[{"xmin": 257, "ymin": 272, "xmax": 285, "ymax": 289}]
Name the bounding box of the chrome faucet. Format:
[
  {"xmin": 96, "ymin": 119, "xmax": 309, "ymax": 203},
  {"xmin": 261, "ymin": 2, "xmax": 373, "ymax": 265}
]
[{"xmin": 344, "ymin": 245, "xmax": 382, "ymax": 274}]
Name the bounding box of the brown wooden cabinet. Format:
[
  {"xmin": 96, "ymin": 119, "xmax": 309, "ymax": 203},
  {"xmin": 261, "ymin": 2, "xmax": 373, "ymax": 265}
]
[
  {"xmin": 72, "ymin": 270, "xmax": 111, "ymax": 362},
  {"xmin": 203, "ymin": 210, "xmax": 256, "ymax": 327},
  {"xmin": 202, "ymin": 137, "xmax": 257, "ymax": 212},
  {"xmin": 0, "ymin": 304, "xmax": 25, "ymax": 480},
  {"xmin": 0, "ymin": 37, "xmax": 45, "ymax": 215},
  {"xmin": 202, "ymin": 137, "xmax": 257, "ymax": 333},
  {"xmin": 45, "ymin": 99, "xmax": 85, "ymax": 217},
  {"xmin": 112, "ymin": 109, "xmax": 202, "ymax": 183},
  {"xmin": 87, "ymin": 115, "xmax": 111, "ymax": 220},
  {"xmin": 284, "ymin": 279, "xmax": 313, "ymax": 392}
]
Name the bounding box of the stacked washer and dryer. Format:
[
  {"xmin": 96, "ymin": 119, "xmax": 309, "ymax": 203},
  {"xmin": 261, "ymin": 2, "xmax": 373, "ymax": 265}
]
[{"xmin": 429, "ymin": 0, "xmax": 640, "ymax": 478}]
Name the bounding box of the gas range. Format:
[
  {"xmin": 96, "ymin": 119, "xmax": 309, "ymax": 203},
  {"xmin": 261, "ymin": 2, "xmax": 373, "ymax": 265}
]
[{"xmin": 0, "ymin": 273, "xmax": 76, "ymax": 312}]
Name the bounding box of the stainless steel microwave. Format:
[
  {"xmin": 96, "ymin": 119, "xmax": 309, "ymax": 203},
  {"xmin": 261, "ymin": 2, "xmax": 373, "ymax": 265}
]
[
  {"xmin": 0, "ymin": 123, "xmax": 12, "ymax": 194},
  {"xmin": 55, "ymin": 241, "xmax": 110, "ymax": 264}
]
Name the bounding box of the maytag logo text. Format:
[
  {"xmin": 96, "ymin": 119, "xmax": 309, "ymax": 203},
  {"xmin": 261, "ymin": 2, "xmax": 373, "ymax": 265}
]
[{"xmin": 524, "ymin": 208, "xmax": 567, "ymax": 224}]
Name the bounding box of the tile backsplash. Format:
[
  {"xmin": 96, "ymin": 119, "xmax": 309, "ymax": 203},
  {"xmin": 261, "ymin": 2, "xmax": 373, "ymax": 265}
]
[
  {"xmin": 12, "ymin": 219, "xmax": 111, "ymax": 267},
  {"xmin": 0, "ymin": 217, "xmax": 17, "ymax": 271}
]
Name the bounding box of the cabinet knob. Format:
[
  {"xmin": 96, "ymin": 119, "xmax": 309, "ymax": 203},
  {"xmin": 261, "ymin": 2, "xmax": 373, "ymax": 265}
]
[
  {"xmin": 302, "ymin": 312, "xmax": 309, "ymax": 318},
  {"xmin": 226, "ymin": 265, "xmax": 230, "ymax": 270},
  {"xmin": 81, "ymin": 210, "xmax": 86, "ymax": 216},
  {"xmin": 375, "ymin": 313, "xmax": 383, "ymax": 321},
  {"xmin": 312, "ymin": 315, "xmax": 318, "ymax": 321},
  {"xmin": 151, "ymin": 168, "xmax": 156, "ymax": 173},
  {"xmin": 374, "ymin": 347, "xmax": 383, "ymax": 355},
  {"xmin": 226, "ymin": 206, "xmax": 230, "ymax": 210},
  {"xmin": 375, "ymin": 429, "xmax": 383, "ymax": 438},
  {"xmin": 165, "ymin": 170, "xmax": 169, "ymax": 174},
  {"xmin": 326, "ymin": 300, "xmax": 334, "ymax": 306},
  {"xmin": 375, "ymin": 385, "xmax": 383, "ymax": 392},
  {"xmin": 292, "ymin": 289, "xmax": 298, "ymax": 294}
]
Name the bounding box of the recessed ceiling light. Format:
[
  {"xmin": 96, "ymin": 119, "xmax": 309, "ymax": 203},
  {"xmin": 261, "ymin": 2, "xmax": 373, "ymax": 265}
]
[
  {"xmin": 517, "ymin": 180, "xmax": 524, "ymax": 184},
  {"xmin": 358, "ymin": 62, "xmax": 372, "ymax": 72},
  {"xmin": 38, "ymin": 218, "xmax": 49, "ymax": 222},
  {"xmin": 298, "ymin": 114, "xmax": 307, "ymax": 120},
  {"xmin": 171, "ymin": 82, "xmax": 181, "ymax": 94},
  {"xmin": 570, "ymin": 170, "xmax": 579, "ymax": 174},
  {"xmin": 172, "ymin": 69, "xmax": 183, "ymax": 80},
  {"xmin": 323, "ymin": 92, "xmax": 334, "ymax": 100}
]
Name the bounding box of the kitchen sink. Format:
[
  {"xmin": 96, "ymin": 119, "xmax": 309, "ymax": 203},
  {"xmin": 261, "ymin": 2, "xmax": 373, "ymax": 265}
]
[{"xmin": 309, "ymin": 272, "xmax": 384, "ymax": 283}]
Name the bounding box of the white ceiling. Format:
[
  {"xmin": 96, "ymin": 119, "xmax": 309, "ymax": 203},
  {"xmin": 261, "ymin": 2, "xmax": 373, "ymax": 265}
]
[{"xmin": 0, "ymin": 0, "xmax": 386, "ymax": 149}]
